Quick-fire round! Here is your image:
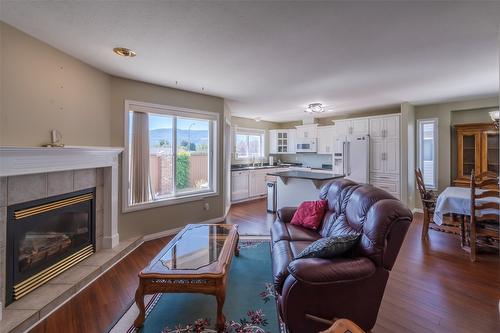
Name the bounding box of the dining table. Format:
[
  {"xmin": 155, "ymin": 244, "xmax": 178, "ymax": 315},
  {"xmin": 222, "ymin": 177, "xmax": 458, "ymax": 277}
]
[
  {"xmin": 433, "ymin": 186, "xmax": 500, "ymax": 225},
  {"xmin": 433, "ymin": 186, "xmax": 500, "ymax": 249}
]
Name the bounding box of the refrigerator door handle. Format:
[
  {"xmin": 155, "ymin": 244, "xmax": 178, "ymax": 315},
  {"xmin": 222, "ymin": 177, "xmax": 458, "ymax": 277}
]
[{"xmin": 342, "ymin": 141, "xmax": 347, "ymax": 175}]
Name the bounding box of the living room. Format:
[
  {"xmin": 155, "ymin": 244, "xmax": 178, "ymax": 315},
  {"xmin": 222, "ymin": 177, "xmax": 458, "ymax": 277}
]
[{"xmin": 0, "ymin": 1, "xmax": 499, "ymax": 333}]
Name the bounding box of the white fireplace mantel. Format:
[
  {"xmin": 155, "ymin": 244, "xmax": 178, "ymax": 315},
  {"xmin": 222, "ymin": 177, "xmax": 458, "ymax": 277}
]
[
  {"xmin": 0, "ymin": 146, "xmax": 123, "ymax": 177},
  {"xmin": 0, "ymin": 146, "xmax": 124, "ymax": 249}
]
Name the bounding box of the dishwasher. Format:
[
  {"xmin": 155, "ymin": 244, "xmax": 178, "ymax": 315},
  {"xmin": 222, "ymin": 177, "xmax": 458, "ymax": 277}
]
[{"xmin": 267, "ymin": 180, "xmax": 277, "ymax": 213}]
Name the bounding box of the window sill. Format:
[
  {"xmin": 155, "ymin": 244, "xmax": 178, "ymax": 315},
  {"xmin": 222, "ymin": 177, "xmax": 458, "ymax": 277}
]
[{"xmin": 122, "ymin": 190, "xmax": 218, "ymax": 213}]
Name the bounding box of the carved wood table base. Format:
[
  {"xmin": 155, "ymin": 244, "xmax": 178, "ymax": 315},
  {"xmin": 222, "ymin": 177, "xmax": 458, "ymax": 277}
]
[{"xmin": 133, "ymin": 224, "xmax": 239, "ymax": 332}]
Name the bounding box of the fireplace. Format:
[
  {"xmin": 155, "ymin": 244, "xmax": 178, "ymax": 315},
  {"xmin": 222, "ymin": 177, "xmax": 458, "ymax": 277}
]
[{"xmin": 5, "ymin": 188, "xmax": 96, "ymax": 305}]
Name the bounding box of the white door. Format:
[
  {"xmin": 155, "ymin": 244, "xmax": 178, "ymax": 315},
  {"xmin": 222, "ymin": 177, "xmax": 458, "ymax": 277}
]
[
  {"xmin": 384, "ymin": 115, "xmax": 400, "ymax": 139},
  {"xmin": 384, "ymin": 138, "xmax": 400, "ymax": 174},
  {"xmin": 231, "ymin": 171, "xmax": 249, "ymax": 201},
  {"xmin": 346, "ymin": 137, "xmax": 369, "ymax": 183},
  {"xmin": 369, "ymin": 118, "xmax": 384, "ymax": 138},
  {"xmin": 352, "ymin": 119, "xmax": 369, "ymax": 136},
  {"xmin": 334, "ymin": 120, "xmax": 348, "ymax": 137},
  {"xmin": 370, "ymin": 139, "xmax": 384, "ymax": 173},
  {"xmin": 287, "ymin": 129, "xmax": 297, "ymax": 153}
]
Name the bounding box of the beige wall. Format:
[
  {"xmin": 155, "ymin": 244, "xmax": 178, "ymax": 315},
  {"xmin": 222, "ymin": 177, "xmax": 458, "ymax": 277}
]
[
  {"xmin": 401, "ymin": 102, "xmax": 416, "ymax": 209},
  {"xmin": 415, "ymin": 97, "xmax": 498, "ymax": 196},
  {"xmin": 230, "ymin": 116, "xmax": 281, "ymax": 164},
  {"xmin": 0, "ymin": 22, "xmax": 111, "ymax": 146},
  {"xmin": 110, "ymin": 77, "xmax": 225, "ymax": 240}
]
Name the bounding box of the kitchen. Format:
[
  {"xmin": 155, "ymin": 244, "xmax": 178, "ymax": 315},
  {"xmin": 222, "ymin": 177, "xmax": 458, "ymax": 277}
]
[{"xmin": 230, "ymin": 112, "xmax": 402, "ymax": 212}]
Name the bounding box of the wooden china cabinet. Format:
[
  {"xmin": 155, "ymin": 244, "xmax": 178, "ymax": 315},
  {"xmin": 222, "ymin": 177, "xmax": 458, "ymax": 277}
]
[{"xmin": 454, "ymin": 123, "xmax": 499, "ymax": 187}]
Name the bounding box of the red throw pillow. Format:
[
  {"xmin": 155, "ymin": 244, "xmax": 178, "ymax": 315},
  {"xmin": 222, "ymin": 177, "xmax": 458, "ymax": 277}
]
[{"xmin": 290, "ymin": 200, "xmax": 328, "ymax": 230}]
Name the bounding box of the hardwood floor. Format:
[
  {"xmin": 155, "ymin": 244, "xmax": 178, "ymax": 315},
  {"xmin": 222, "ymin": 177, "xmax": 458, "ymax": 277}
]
[
  {"xmin": 28, "ymin": 199, "xmax": 499, "ymax": 333},
  {"xmin": 225, "ymin": 199, "xmax": 275, "ymax": 236}
]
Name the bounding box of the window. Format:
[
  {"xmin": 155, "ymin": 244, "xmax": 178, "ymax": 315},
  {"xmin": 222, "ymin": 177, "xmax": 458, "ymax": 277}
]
[
  {"xmin": 123, "ymin": 101, "xmax": 218, "ymax": 212},
  {"xmin": 417, "ymin": 119, "xmax": 438, "ymax": 189},
  {"xmin": 234, "ymin": 128, "xmax": 265, "ymax": 160}
]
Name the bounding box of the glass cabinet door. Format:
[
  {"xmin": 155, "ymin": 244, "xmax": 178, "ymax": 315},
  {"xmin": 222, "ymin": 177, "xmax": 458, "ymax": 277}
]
[
  {"xmin": 459, "ymin": 132, "xmax": 480, "ymax": 178},
  {"xmin": 484, "ymin": 132, "xmax": 499, "ymax": 174}
]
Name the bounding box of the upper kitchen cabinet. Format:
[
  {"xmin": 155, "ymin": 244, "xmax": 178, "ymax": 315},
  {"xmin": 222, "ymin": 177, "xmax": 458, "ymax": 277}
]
[
  {"xmin": 317, "ymin": 125, "xmax": 335, "ymax": 154},
  {"xmin": 295, "ymin": 124, "xmax": 318, "ymax": 138},
  {"xmin": 269, "ymin": 129, "xmax": 296, "ymax": 154},
  {"xmin": 369, "ymin": 115, "xmax": 400, "ymax": 139},
  {"xmin": 334, "ymin": 119, "xmax": 369, "ymax": 137}
]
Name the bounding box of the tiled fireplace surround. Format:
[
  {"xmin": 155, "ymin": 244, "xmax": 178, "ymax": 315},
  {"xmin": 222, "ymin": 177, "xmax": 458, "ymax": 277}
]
[{"xmin": 0, "ymin": 147, "xmax": 141, "ymax": 333}]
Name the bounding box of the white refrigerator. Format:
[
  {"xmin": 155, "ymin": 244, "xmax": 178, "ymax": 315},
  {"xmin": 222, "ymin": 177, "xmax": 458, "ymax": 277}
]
[{"xmin": 333, "ymin": 135, "xmax": 370, "ymax": 183}]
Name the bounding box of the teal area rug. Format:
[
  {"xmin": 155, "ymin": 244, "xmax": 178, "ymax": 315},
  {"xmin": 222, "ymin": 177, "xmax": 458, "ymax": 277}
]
[{"xmin": 110, "ymin": 240, "xmax": 280, "ymax": 333}]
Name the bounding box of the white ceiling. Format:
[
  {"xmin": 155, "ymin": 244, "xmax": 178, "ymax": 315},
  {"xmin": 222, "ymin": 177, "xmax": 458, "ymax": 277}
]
[{"xmin": 1, "ymin": 1, "xmax": 499, "ymax": 122}]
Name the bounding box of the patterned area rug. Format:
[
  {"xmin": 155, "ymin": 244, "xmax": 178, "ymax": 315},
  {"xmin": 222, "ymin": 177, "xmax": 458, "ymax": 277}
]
[{"xmin": 109, "ymin": 240, "xmax": 280, "ymax": 333}]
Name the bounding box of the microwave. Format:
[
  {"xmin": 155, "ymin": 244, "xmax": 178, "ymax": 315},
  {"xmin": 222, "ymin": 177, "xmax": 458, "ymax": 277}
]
[{"xmin": 296, "ymin": 138, "xmax": 317, "ymax": 152}]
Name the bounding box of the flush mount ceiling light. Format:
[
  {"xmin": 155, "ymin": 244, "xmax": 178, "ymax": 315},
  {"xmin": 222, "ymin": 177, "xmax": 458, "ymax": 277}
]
[
  {"xmin": 305, "ymin": 103, "xmax": 325, "ymax": 113},
  {"xmin": 489, "ymin": 110, "xmax": 499, "ymax": 128},
  {"xmin": 113, "ymin": 47, "xmax": 136, "ymax": 57}
]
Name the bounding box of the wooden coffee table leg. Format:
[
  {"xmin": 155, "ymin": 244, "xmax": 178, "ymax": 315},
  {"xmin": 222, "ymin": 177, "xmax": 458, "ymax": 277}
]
[
  {"xmin": 133, "ymin": 279, "xmax": 146, "ymax": 328},
  {"xmin": 215, "ymin": 287, "xmax": 226, "ymax": 332}
]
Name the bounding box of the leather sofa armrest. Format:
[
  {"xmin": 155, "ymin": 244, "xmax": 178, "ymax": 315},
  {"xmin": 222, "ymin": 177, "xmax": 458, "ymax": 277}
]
[
  {"xmin": 277, "ymin": 207, "xmax": 297, "ymax": 223},
  {"xmin": 287, "ymin": 257, "xmax": 376, "ymax": 283}
]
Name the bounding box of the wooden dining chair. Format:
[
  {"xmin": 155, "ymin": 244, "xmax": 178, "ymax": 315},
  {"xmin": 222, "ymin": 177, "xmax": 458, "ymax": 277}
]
[
  {"xmin": 415, "ymin": 168, "xmax": 437, "ymax": 239},
  {"xmin": 469, "ymin": 171, "xmax": 500, "ymax": 261}
]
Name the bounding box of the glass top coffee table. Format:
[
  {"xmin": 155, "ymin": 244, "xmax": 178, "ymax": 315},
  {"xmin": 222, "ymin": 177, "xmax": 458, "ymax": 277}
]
[{"xmin": 134, "ymin": 224, "xmax": 239, "ymax": 331}]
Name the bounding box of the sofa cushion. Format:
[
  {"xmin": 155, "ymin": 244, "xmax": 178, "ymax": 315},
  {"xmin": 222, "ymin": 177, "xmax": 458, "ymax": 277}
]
[
  {"xmin": 271, "ymin": 240, "xmax": 294, "ymax": 293},
  {"xmin": 290, "ymin": 200, "xmax": 327, "ymax": 230},
  {"xmin": 271, "ymin": 221, "xmax": 322, "ymax": 244},
  {"xmin": 294, "ymin": 234, "xmax": 360, "ymax": 260},
  {"xmin": 289, "ymin": 241, "xmax": 314, "ymax": 258}
]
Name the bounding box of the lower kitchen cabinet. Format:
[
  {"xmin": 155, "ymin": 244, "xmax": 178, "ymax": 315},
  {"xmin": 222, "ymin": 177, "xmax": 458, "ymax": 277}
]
[
  {"xmin": 231, "ymin": 170, "xmax": 249, "ymax": 201},
  {"xmin": 231, "ymin": 168, "xmax": 276, "ymax": 202}
]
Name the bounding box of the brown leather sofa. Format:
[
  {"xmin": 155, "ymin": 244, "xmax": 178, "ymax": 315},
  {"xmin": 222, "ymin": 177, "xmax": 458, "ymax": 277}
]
[{"xmin": 271, "ymin": 179, "xmax": 412, "ymax": 333}]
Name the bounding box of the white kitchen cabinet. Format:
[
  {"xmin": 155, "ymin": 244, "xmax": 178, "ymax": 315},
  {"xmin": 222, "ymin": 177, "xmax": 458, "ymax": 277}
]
[
  {"xmin": 231, "ymin": 170, "xmax": 249, "ymax": 201},
  {"xmin": 249, "ymin": 169, "xmax": 267, "ymax": 197},
  {"xmin": 269, "ymin": 129, "xmax": 296, "ymax": 154},
  {"xmin": 269, "ymin": 130, "xmax": 278, "ymax": 154},
  {"xmin": 369, "ymin": 137, "xmax": 400, "ymax": 174},
  {"xmin": 317, "ymin": 126, "xmax": 335, "ymax": 154},
  {"xmin": 369, "ymin": 115, "xmax": 400, "ymax": 139},
  {"xmin": 295, "ymin": 124, "xmax": 318, "ymax": 138},
  {"xmin": 334, "ymin": 119, "xmax": 369, "ymax": 137},
  {"xmin": 369, "ymin": 139, "xmax": 385, "ymax": 173}
]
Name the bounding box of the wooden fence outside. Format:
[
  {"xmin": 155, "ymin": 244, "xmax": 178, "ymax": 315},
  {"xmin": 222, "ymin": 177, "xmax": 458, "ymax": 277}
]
[{"xmin": 150, "ymin": 153, "xmax": 208, "ymax": 196}]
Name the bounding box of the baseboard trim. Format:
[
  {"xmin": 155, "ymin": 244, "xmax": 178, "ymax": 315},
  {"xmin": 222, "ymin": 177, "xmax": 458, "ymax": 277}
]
[
  {"xmin": 231, "ymin": 195, "xmax": 266, "ymax": 205},
  {"xmin": 412, "ymin": 208, "xmax": 423, "ymax": 214},
  {"xmin": 142, "ymin": 215, "xmax": 226, "ymax": 241}
]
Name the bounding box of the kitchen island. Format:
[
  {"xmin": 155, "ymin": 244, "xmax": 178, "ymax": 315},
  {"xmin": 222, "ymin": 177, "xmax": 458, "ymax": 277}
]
[{"xmin": 267, "ymin": 170, "xmax": 344, "ymax": 208}]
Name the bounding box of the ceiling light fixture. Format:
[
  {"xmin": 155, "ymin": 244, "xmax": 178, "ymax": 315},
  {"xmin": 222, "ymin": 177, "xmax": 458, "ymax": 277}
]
[
  {"xmin": 113, "ymin": 47, "xmax": 136, "ymax": 57},
  {"xmin": 305, "ymin": 103, "xmax": 325, "ymax": 113},
  {"xmin": 489, "ymin": 110, "xmax": 499, "ymax": 129},
  {"xmin": 255, "ymin": 117, "xmax": 261, "ymax": 122}
]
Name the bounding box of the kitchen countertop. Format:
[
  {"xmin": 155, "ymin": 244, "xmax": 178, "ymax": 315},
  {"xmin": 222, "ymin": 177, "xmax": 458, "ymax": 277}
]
[
  {"xmin": 266, "ymin": 170, "xmax": 344, "ymax": 189},
  {"xmin": 231, "ymin": 164, "xmax": 298, "ymax": 171},
  {"xmin": 266, "ymin": 170, "xmax": 344, "ymax": 181}
]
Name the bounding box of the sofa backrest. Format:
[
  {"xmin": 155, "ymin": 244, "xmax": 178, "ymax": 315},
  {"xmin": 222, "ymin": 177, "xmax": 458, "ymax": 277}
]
[{"xmin": 319, "ymin": 179, "xmax": 412, "ymax": 270}]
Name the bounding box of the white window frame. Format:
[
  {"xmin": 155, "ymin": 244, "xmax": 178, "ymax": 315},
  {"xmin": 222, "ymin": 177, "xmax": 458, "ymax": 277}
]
[
  {"xmin": 417, "ymin": 118, "xmax": 439, "ymax": 189},
  {"xmin": 123, "ymin": 100, "xmax": 219, "ymax": 213},
  {"xmin": 233, "ymin": 127, "xmax": 265, "ymax": 160}
]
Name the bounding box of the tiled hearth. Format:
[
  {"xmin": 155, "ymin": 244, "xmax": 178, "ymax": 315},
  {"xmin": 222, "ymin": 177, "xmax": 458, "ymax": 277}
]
[{"xmin": 0, "ymin": 147, "xmax": 130, "ymax": 333}]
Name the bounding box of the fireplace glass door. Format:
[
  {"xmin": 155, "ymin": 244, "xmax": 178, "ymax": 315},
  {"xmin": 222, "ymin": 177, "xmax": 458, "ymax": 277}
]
[{"xmin": 6, "ymin": 188, "xmax": 95, "ymax": 304}]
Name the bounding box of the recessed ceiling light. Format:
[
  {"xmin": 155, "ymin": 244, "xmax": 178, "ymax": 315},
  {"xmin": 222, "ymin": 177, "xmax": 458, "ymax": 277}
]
[
  {"xmin": 113, "ymin": 47, "xmax": 136, "ymax": 57},
  {"xmin": 305, "ymin": 103, "xmax": 325, "ymax": 113}
]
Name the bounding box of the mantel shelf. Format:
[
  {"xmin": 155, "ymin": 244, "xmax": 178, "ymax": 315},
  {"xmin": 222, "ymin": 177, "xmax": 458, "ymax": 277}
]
[{"xmin": 0, "ymin": 146, "xmax": 124, "ymax": 177}]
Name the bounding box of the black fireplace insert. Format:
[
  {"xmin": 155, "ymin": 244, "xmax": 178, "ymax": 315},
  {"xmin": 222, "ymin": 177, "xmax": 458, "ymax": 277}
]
[{"xmin": 5, "ymin": 188, "xmax": 95, "ymax": 305}]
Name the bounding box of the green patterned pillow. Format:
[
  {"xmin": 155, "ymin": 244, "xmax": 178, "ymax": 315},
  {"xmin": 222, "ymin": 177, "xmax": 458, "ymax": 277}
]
[{"xmin": 294, "ymin": 234, "xmax": 360, "ymax": 260}]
